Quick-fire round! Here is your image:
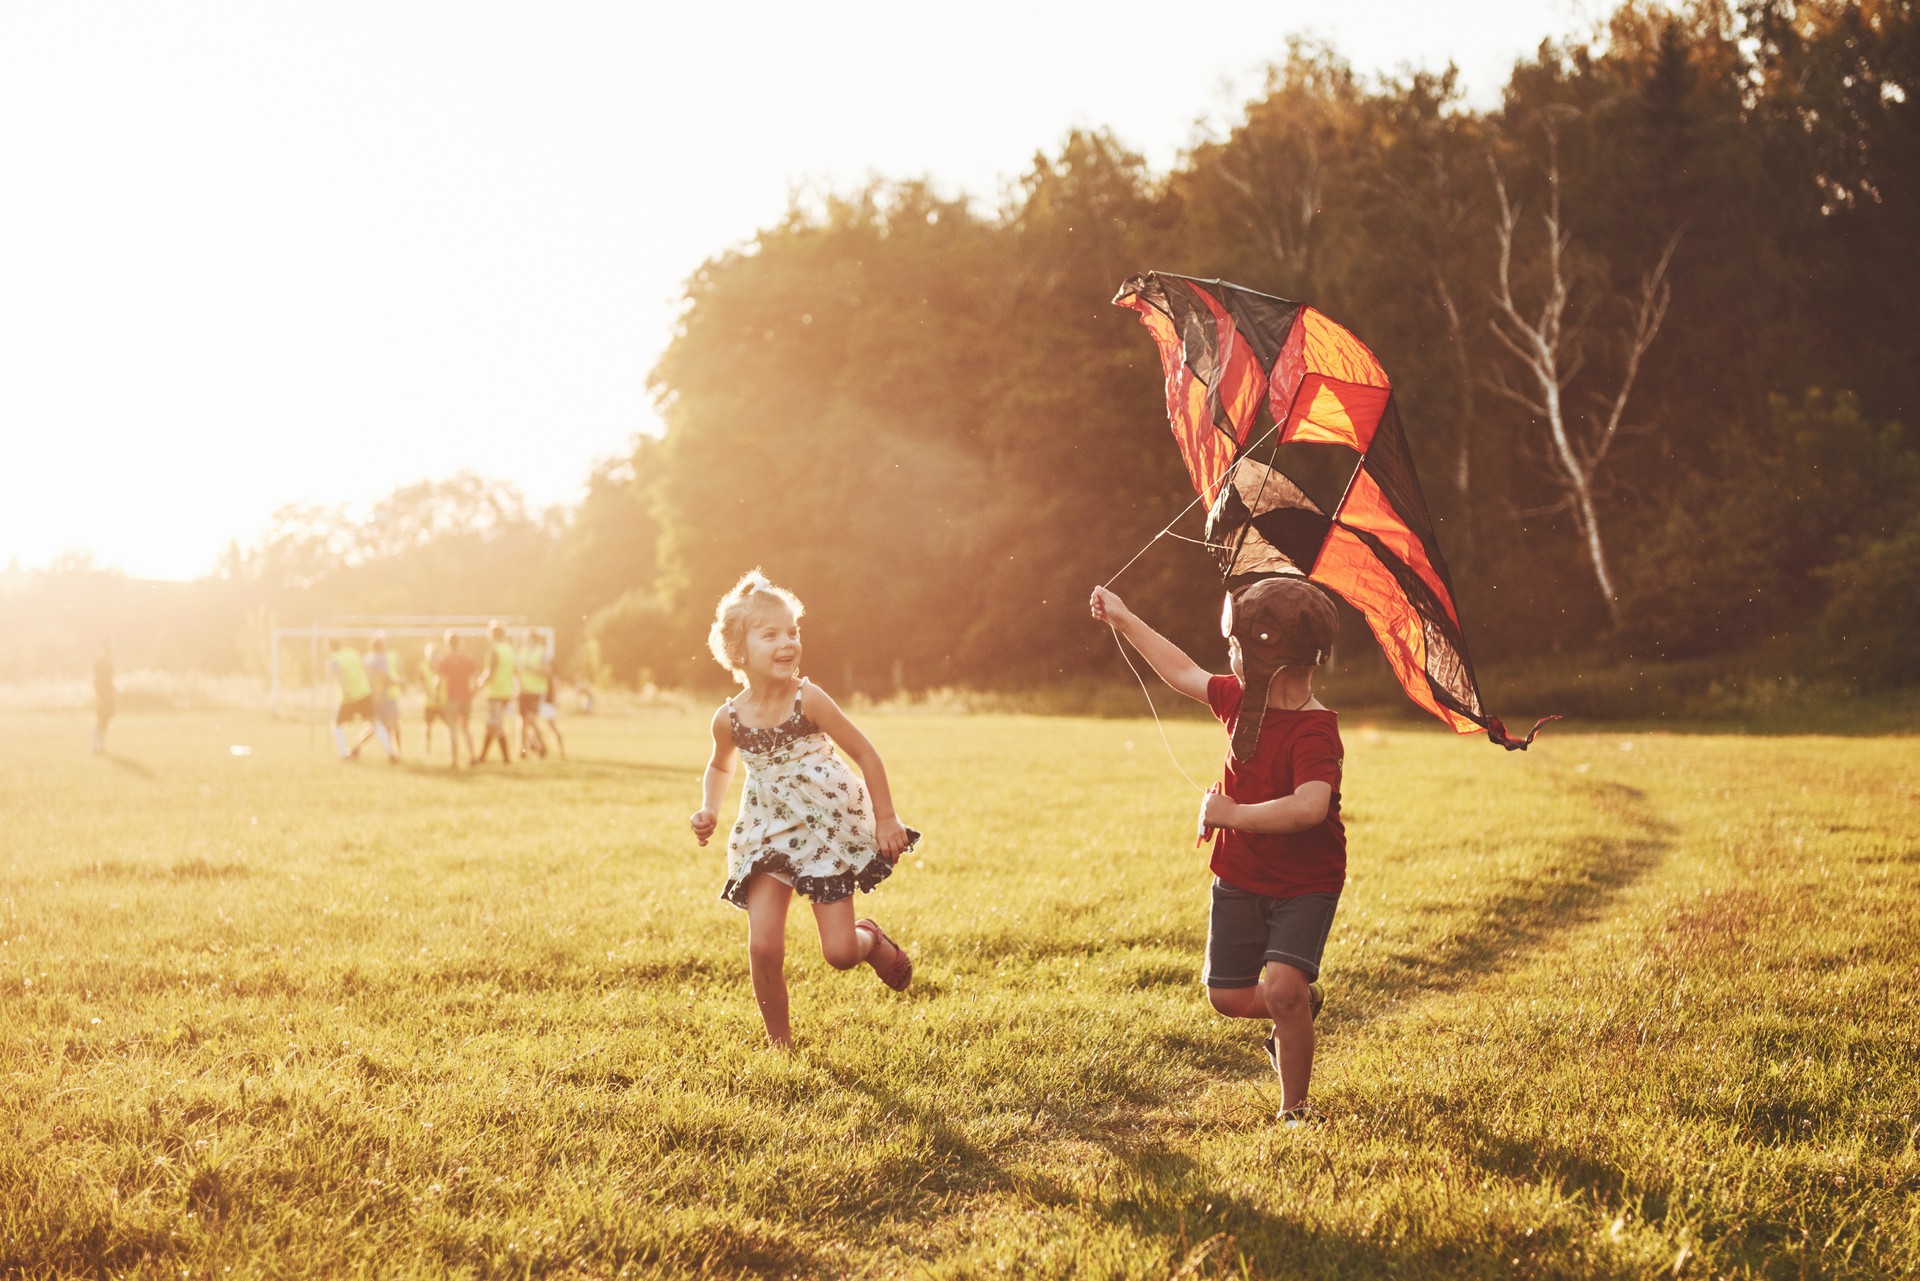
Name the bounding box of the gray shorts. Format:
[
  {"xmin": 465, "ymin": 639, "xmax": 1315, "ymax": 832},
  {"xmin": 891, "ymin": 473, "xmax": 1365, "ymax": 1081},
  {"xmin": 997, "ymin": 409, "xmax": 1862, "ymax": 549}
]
[{"xmin": 1204, "ymin": 880, "xmax": 1339, "ymax": 987}]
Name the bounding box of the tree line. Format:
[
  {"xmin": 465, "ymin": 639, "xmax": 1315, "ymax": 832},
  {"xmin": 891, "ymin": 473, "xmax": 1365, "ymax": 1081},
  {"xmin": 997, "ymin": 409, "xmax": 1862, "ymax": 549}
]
[{"xmin": 11, "ymin": 1, "xmax": 1916, "ymax": 699}]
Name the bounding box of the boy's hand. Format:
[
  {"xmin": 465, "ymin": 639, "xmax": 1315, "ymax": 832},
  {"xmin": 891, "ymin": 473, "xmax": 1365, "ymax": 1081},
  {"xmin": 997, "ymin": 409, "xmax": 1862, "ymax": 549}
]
[
  {"xmin": 690, "ymin": 808, "xmax": 718, "ymax": 846},
  {"xmin": 1199, "ymin": 788, "xmax": 1238, "ymax": 836},
  {"xmin": 1089, "ymin": 586, "xmax": 1131, "ymax": 626},
  {"xmin": 875, "ymin": 815, "xmax": 910, "ymax": 862}
]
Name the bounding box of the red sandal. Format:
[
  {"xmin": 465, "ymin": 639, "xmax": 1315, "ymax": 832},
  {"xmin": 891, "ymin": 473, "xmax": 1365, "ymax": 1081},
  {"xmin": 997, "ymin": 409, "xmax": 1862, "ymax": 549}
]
[{"xmin": 855, "ymin": 918, "xmax": 912, "ymax": 992}]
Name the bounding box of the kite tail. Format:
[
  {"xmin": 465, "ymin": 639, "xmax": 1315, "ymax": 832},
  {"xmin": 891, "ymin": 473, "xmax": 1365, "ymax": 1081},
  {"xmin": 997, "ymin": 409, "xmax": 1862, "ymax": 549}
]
[{"xmin": 1484, "ymin": 714, "xmax": 1563, "ymax": 751}]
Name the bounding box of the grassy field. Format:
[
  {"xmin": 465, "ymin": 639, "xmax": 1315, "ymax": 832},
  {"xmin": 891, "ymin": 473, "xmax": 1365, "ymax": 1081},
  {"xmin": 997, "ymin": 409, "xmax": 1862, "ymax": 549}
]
[{"xmin": 3, "ymin": 706, "xmax": 1917, "ymax": 1279}]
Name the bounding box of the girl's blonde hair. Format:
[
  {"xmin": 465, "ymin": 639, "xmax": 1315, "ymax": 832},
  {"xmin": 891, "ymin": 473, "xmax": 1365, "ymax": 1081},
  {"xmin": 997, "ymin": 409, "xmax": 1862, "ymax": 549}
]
[{"xmin": 707, "ymin": 569, "xmax": 805, "ymax": 684}]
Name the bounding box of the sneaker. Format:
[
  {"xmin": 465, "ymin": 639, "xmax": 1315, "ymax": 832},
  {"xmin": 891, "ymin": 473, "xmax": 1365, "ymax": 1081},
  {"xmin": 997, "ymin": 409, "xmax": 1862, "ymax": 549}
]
[
  {"xmin": 1277, "ymin": 1100, "xmax": 1325, "ymax": 1127},
  {"xmin": 1309, "ymin": 980, "xmax": 1324, "ymax": 1020}
]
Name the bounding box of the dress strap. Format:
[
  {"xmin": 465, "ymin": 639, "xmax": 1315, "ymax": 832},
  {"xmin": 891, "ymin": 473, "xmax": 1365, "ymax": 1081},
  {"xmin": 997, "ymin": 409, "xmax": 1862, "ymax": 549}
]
[{"xmin": 792, "ymin": 677, "xmax": 808, "ymax": 718}]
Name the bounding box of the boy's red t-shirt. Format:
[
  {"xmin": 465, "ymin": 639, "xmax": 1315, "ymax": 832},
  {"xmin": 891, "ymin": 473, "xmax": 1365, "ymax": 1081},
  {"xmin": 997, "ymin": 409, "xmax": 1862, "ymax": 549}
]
[{"xmin": 1205, "ymin": 674, "xmax": 1346, "ymax": 897}]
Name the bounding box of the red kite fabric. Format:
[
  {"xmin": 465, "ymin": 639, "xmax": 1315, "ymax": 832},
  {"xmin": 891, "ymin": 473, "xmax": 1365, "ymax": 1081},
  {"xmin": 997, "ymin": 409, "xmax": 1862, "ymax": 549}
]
[{"xmin": 1113, "ymin": 271, "xmax": 1552, "ymax": 749}]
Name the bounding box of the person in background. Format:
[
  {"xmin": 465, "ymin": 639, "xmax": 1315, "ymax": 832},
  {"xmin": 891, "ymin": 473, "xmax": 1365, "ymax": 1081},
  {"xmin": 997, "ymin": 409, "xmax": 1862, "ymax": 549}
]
[
  {"xmin": 328, "ymin": 638, "xmax": 395, "ymax": 762},
  {"xmin": 365, "ymin": 633, "xmax": 403, "ymax": 760},
  {"xmin": 516, "ymin": 630, "xmax": 551, "ymax": 760},
  {"xmin": 432, "ymin": 631, "xmax": 479, "ymax": 769},
  {"xmin": 538, "ymin": 655, "xmax": 568, "ymax": 760},
  {"xmin": 421, "ymin": 641, "xmax": 448, "ymax": 755},
  {"xmin": 92, "ymin": 637, "xmax": 115, "ymax": 754},
  {"xmin": 473, "ymin": 621, "xmax": 517, "ymax": 764}
]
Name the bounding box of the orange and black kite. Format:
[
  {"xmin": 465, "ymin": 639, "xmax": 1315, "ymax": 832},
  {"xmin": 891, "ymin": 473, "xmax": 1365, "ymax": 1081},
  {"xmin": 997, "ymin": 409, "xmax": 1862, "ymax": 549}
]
[{"xmin": 1113, "ymin": 271, "xmax": 1553, "ymax": 749}]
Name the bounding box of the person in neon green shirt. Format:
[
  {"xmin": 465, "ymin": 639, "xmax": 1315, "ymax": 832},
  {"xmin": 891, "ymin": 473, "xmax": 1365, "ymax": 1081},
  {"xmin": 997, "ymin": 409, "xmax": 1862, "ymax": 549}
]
[
  {"xmin": 421, "ymin": 641, "xmax": 448, "ymax": 754},
  {"xmin": 473, "ymin": 621, "xmax": 518, "ymax": 764},
  {"xmin": 516, "ymin": 631, "xmax": 567, "ymax": 760},
  {"xmin": 328, "ymin": 638, "xmax": 395, "ymax": 761}
]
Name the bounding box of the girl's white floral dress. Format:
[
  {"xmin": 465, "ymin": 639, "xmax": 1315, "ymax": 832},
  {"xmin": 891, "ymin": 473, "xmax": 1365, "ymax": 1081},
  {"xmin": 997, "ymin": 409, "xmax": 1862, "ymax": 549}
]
[{"xmin": 721, "ymin": 680, "xmax": 918, "ymax": 908}]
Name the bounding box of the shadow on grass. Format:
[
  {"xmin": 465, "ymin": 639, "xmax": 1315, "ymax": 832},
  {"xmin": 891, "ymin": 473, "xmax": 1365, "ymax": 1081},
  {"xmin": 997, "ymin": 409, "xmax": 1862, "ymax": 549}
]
[
  {"xmin": 1328, "ymin": 779, "xmax": 1674, "ymax": 1029},
  {"xmin": 393, "ymin": 757, "xmax": 699, "ymax": 784},
  {"xmin": 100, "ymin": 752, "xmax": 154, "ymax": 778},
  {"xmin": 831, "ymin": 1061, "xmax": 1651, "ymax": 1280}
]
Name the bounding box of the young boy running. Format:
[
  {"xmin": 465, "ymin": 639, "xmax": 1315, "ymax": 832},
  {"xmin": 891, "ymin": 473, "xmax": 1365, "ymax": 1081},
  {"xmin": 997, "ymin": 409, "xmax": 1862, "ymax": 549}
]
[{"xmin": 1091, "ymin": 576, "xmax": 1344, "ymax": 1123}]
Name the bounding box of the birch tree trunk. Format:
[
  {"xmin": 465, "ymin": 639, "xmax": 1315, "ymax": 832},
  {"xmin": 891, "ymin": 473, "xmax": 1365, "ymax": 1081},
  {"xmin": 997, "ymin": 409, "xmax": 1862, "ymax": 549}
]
[{"xmin": 1485, "ymin": 125, "xmax": 1680, "ymax": 628}]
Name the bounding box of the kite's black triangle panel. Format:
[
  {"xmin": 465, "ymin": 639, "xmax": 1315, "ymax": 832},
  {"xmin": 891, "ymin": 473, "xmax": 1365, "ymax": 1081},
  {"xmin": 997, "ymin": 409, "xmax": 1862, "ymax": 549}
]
[
  {"xmin": 1211, "ymin": 283, "xmax": 1301, "ymax": 371},
  {"xmin": 1331, "ymin": 520, "xmax": 1485, "ymax": 723},
  {"xmin": 1358, "ymin": 398, "xmax": 1446, "ymax": 578},
  {"xmin": 1165, "ymin": 275, "xmax": 1302, "ymax": 372}
]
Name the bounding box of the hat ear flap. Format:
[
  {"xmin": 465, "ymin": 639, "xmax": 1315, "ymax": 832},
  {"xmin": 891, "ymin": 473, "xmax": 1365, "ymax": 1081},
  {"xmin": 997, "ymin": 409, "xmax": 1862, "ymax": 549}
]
[{"xmin": 1231, "ymin": 656, "xmax": 1282, "ymax": 761}]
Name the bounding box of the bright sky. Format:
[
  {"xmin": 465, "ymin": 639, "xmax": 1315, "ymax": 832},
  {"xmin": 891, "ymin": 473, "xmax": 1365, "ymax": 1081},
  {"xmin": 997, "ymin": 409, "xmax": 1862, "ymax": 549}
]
[{"xmin": 0, "ymin": 0, "xmax": 1604, "ymax": 581}]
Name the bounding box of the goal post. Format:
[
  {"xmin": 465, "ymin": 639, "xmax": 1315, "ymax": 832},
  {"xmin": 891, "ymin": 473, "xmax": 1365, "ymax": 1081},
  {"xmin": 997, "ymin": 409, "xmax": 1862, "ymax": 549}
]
[{"xmin": 269, "ymin": 615, "xmax": 556, "ymax": 716}]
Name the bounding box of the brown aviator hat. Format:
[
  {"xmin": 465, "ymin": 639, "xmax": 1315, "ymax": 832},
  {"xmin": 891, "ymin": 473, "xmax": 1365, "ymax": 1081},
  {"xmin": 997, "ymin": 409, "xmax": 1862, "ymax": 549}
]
[{"xmin": 1223, "ymin": 575, "xmax": 1338, "ymax": 761}]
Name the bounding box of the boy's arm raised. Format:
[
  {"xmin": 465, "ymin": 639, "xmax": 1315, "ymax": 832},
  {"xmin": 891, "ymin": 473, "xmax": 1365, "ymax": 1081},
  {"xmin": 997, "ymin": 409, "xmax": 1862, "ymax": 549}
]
[{"xmin": 1089, "ymin": 586, "xmax": 1212, "ymax": 704}]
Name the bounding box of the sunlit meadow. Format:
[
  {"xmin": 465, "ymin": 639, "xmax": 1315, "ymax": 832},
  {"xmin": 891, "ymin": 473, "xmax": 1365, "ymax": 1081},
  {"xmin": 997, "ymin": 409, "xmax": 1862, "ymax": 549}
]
[{"xmin": 3, "ymin": 707, "xmax": 1916, "ymax": 1278}]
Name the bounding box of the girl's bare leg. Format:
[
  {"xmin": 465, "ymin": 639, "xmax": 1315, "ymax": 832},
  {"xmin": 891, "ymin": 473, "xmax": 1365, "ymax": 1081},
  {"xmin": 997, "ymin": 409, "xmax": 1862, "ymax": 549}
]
[
  {"xmin": 810, "ymin": 897, "xmax": 877, "ymax": 971},
  {"xmin": 744, "ymin": 875, "xmax": 795, "ymax": 1048}
]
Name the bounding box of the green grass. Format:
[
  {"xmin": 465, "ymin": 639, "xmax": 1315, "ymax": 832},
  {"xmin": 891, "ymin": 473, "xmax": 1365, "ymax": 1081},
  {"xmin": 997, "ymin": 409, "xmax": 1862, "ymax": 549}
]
[{"xmin": 3, "ymin": 708, "xmax": 1917, "ymax": 1278}]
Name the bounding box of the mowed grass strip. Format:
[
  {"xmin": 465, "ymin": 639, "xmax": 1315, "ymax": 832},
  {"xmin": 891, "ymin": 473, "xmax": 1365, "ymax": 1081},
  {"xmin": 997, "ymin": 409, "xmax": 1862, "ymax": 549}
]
[{"xmin": 2, "ymin": 708, "xmax": 1916, "ymax": 1279}]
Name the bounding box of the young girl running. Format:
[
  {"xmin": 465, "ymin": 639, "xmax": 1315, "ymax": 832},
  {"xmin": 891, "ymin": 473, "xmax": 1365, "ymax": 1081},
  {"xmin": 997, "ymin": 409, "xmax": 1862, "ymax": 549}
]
[{"xmin": 690, "ymin": 570, "xmax": 918, "ymax": 1048}]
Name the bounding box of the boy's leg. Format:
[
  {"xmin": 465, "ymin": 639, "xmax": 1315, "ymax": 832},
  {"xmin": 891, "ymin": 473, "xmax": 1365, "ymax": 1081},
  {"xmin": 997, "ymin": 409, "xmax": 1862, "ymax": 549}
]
[
  {"xmin": 1260, "ymin": 892, "xmax": 1340, "ymax": 1116},
  {"xmin": 744, "ymin": 875, "xmax": 795, "ymax": 1048},
  {"xmin": 1204, "ymin": 877, "xmax": 1273, "ymax": 1018},
  {"xmin": 1261, "ymin": 961, "xmax": 1316, "ymax": 1112}
]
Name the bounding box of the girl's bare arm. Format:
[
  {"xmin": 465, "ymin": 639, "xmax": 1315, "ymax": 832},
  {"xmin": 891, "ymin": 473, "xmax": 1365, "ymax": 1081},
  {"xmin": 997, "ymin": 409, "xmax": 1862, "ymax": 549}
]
[
  {"xmin": 802, "ymin": 684, "xmax": 909, "ymax": 858},
  {"xmin": 691, "ymin": 706, "xmax": 737, "ymax": 845}
]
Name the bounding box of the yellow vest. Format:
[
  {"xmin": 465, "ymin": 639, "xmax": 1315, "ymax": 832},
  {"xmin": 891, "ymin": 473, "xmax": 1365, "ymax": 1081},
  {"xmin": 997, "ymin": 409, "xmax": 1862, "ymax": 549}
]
[
  {"xmin": 518, "ymin": 645, "xmax": 549, "ymax": 696},
  {"xmin": 487, "ymin": 641, "xmax": 517, "ymax": 699},
  {"xmin": 332, "ymin": 648, "xmax": 371, "ymax": 702},
  {"xmin": 422, "ymin": 662, "xmax": 446, "ymax": 708}
]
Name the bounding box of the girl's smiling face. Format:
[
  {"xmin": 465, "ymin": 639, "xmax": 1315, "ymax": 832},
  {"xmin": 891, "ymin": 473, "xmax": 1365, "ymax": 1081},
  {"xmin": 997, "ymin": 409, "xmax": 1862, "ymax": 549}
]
[{"xmin": 742, "ymin": 601, "xmax": 801, "ymax": 683}]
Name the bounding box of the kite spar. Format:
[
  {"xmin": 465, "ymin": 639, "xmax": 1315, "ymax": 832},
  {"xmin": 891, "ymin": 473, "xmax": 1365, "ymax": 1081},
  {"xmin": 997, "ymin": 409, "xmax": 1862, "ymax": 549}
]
[{"xmin": 1112, "ymin": 271, "xmax": 1555, "ymax": 750}]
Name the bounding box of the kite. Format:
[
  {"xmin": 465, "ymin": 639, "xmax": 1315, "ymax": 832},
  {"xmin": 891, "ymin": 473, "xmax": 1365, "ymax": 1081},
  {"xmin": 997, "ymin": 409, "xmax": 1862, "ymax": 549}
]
[{"xmin": 1112, "ymin": 271, "xmax": 1554, "ymax": 750}]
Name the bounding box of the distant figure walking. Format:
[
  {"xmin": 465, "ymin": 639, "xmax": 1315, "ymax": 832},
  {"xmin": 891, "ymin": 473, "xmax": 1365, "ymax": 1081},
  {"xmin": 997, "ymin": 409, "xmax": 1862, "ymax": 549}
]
[
  {"xmin": 432, "ymin": 631, "xmax": 479, "ymax": 769},
  {"xmin": 515, "ymin": 630, "xmax": 552, "ymax": 760},
  {"xmin": 474, "ymin": 621, "xmax": 517, "ymax": 764},
  {"xmin": 689, "ymin": 570, "xmax": 918, "ymax": 1050},
  {"xmin": 92, "ymin": 638, "xmax": 115, "ymax": 754},
  {"xmin": 421, "ymin": 641, "xmax": 448, "ymax": 754},
  {"xmin": 327, "ymin": 638, "xmax": 396, "ymax": 762},
  {"xmin": 520, "ymin": 631, "xmax": 566, "ymax": 759},
  {"xmin": 365, "ymin": 633, "xmax": 404, "ymax": 760}
]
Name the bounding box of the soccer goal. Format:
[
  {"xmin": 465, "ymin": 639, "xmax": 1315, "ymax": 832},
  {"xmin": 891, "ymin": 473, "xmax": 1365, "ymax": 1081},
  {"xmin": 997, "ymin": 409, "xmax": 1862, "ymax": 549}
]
[{"xmin": 269, "ymin": 615, "xmax": 556, "ymax": 716}]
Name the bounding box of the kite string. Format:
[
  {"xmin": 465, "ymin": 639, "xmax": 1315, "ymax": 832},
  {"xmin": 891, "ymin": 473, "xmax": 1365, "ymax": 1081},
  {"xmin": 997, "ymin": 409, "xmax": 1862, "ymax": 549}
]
[
  {"xmin": 1107, "ymin": 624, "xmax": 1209, "ymax": 794},
  {"xmin": 1102, "ymin": 488, "xmax": 1210, "ymax": 588},
  {"xmin": 1097, "ymin": 417, "xmax": 1288, "ymax": 795}
]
